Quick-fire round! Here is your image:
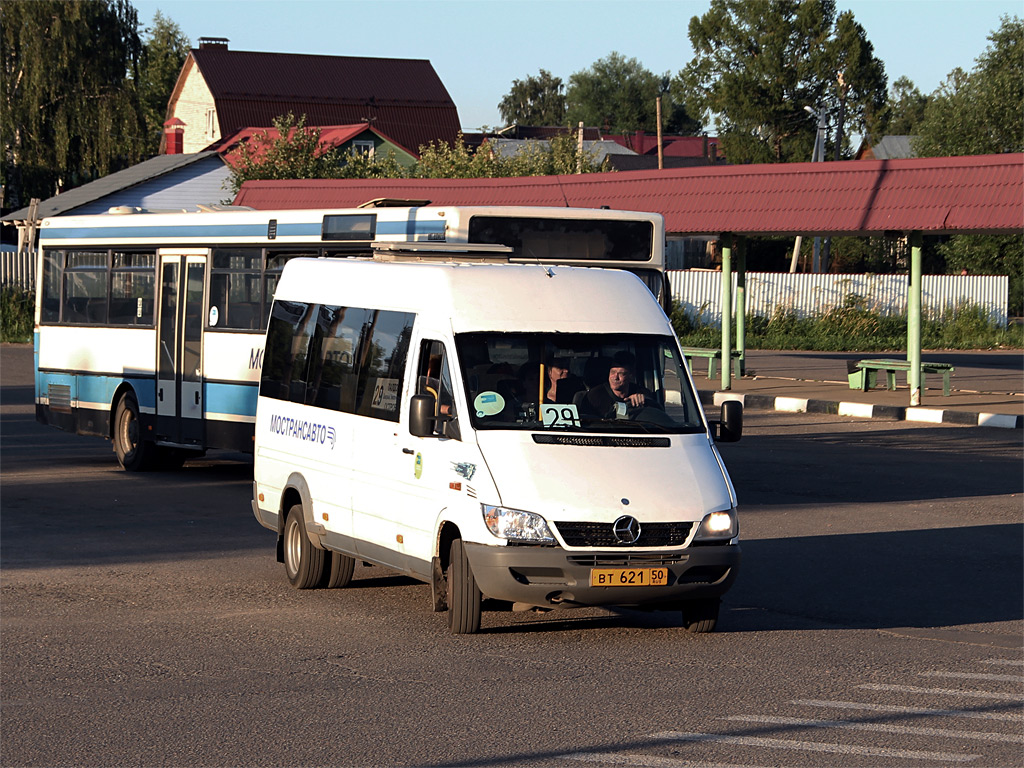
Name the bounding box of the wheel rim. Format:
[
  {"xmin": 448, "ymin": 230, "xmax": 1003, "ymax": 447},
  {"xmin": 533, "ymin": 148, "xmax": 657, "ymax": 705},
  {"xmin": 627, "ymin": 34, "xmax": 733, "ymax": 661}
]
[
  {"xmin": 284, "ymin": 516, "xmax": 302, "ymax": 578},
  {"xmin": 117, "ymin": 403, "xmax": 138, "ymax": 457}
]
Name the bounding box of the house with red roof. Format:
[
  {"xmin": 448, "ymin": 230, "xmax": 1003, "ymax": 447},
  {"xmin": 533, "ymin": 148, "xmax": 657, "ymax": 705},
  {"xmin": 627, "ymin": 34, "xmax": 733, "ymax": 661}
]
[
  {"xmin": 163, "ymin": 38, "xmax": 461, "ymax": 156},
  {"xmin": 212, "ymin": 124, "xmax": 420, "ymax": 170}
]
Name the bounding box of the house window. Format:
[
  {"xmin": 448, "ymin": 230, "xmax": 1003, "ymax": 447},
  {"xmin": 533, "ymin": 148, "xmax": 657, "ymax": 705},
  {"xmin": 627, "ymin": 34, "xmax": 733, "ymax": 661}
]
[
  {"xmin": 351, "ymin": 140, "xmax": 375, "ymax": 158},
  {"xmin": 206, "ymin": 108, "xmax": 217, "ymax": 140}
]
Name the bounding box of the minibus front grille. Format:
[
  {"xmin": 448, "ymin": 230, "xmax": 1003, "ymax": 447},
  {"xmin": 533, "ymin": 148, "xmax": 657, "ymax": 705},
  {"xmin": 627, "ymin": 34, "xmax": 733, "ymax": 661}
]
[
  {"xmin": 532, "ymin": 434, "xmax": 670, "ymax": 447},
  {"xmin": 567, "ymin": 553, "xmax": 689, "ymax": 567},
  {"xmin": 554, "ymin": 521, "xmax": 694, "ymax": 548}
]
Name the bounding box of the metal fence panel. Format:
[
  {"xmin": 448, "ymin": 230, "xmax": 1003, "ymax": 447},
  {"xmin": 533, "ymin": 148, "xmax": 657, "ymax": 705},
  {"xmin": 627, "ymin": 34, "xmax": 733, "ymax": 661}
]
[
  {"xmin": 0, "ymin": 250, "xmax": 35, "ymax": 291},
  {"xmin": 669, "ymin": 271, "xmax": 1009, "ymax": 327}
]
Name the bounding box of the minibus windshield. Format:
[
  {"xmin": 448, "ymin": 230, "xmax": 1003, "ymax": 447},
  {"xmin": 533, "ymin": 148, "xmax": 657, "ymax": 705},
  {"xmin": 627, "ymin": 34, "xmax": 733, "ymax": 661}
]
[{"xmin": 455, "ymin": 333, "xmax": 705, "ymax": 434}]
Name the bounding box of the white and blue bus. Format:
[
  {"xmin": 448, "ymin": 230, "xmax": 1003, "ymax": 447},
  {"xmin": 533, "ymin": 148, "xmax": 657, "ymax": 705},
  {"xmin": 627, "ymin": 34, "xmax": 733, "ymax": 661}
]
[{"xmin": 33, "ymin": 201, "xmax": 667, "ymax": 470}]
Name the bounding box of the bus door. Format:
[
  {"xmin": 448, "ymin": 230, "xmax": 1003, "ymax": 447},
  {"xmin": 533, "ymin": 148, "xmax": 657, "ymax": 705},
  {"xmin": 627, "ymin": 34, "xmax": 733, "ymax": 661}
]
[{"xmin": 156, "ymin": 251, "xmax": 207, "ymax": 446}]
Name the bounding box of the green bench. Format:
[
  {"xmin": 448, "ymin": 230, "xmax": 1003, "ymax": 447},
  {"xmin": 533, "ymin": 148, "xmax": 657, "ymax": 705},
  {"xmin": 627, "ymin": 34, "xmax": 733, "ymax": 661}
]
[
  {"xmin": 849, "ymin": 359, "xmax": 955, "ymax": 396},
  {"xmin": 681, "ymin": 347, "xmax": 743, "ymax": 379}
]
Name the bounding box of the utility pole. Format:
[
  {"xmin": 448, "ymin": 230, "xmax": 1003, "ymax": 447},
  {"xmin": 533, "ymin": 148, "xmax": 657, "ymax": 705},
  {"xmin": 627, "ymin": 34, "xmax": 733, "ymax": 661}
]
[
  {"xmin": 577, "ymin": 121, "xmax": 584, "ymax": 174},
  {"xmin": 656, "ymin": 96, "xmax": 664, "ymax": 170},
  {"xmin": 821, "ymin": 73, "xmax": 848, "ymax": 273},
  {"xmin": 789, "ymin": 105, "xmax": 828, "ymax": 273}
]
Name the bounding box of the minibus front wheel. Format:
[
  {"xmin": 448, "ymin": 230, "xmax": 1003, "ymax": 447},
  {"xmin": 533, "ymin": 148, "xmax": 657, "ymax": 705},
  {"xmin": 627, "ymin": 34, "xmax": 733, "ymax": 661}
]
[
  {"xmin": 681, "ymin": 597, "xmax": 720, "ymax": 633},
  {"xmin": 447, "ymin": 539, "xmax": 481, "ymax": 635},
  {"xmin": 283, "ymin": 504, "xmax": 326, "ymax": 589}
]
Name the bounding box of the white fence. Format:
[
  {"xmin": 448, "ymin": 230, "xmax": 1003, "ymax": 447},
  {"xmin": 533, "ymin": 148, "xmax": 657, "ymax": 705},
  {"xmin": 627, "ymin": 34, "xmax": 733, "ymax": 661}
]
[
  {"xmin": 669, "ymin": 271, "xmax": 1009, "ymax": 327},
  {"xmin": 1, "ymin": 249, "xmax": 34, "ymax": 291}
]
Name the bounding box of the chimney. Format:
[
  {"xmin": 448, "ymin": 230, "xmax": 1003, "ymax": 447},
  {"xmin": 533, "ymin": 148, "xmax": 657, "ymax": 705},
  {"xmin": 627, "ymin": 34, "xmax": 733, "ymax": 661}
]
[
  {"xmin": 164, "ymin": 117, "xmax": 185, "ymax": 154},
  {"xmin": 198, "ymin": 37, "xmax": 229, "ymax": 49}
]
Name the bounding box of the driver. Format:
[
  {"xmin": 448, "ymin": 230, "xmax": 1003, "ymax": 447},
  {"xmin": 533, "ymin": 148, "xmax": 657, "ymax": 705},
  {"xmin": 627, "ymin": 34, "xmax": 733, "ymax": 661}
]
[{"xmin": 582, "ymin": 352, "xmax": 655, "ymax": 417}]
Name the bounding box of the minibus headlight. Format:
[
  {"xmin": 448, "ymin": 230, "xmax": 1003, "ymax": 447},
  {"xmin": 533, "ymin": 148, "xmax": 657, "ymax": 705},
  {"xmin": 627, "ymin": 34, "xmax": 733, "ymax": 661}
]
[
  {"xmin": 693, "ymin": 509, "xmax": 738, "ymax": 542},
  {"xmin": 482, "ymin": 504, "xmax": 555, "ymax": 543}
]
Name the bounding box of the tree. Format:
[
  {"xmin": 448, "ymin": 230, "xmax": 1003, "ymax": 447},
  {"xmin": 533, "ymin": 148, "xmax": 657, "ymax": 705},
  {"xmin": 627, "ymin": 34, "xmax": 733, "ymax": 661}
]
[
  {"xmin": 227, "ymin": 119, "xmax": 607, "ymax": 194},
  {"xmin": 226, "ymin": 113, "xmax": 345, "ymax": 194},
  {"xmin": 678, "ymin": 0, "xmax": 886, "ymax": 163},
  {"xmin": 1, "ymin": 0, "xmax": 146, "ymax": 208},
  {"xmin": 914, "ymin": 16, "xmax": 1023, "ymax": 157},
  {"xmin": 876, "ymin": 76, "xmax": 930, "ymax": 137},
  {"xmin": 566, "ymin": 52, "xmax": 680, "ymax": 136},
  {"xmin": 912, "ymin": 16, "xmax": 1024, "ymax": 316},
  {"xmin": 498, "ymin": 69, "xmax": 566, "ymax": 126},
  {"xmin": 137, "ymin": 11, "xmax": 190, "ymax": 154}
]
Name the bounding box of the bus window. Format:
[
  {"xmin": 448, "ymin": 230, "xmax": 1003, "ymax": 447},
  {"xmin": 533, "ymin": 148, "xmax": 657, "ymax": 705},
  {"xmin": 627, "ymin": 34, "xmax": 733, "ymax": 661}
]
[
  {"xmin": 62, "ymin": 251, "xmax": 108, "ymax": 324},
  {"xmin": 210, "ymin": 248, "xmax": 262, "ymax": 330},
  {"xmin": 264, "ymin": 252, "xmax": 316, "ymax": 328},
  {"xmin": 110, "ymin": 252, "xmax": 156, "ymax": 326},
  {"xmin": 39, "ymin": 250, "xmax": 63, "ymax": 323},
  {"xmin": 467, "ymin": 216, "xmax": 653, "ymax": 263}
]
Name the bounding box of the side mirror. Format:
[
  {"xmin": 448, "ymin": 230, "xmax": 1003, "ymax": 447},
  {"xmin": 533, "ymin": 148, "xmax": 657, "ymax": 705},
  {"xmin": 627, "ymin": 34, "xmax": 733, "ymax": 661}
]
[
  {"xmin": 409, "ymin": 393, "xmax": 461, "ymax": 441},
  {"xmin": 717, "ymin": 400, "xmax": 743, "ymax": 442},
  {"xmin": 409, "ymin": 394, "xmax": 436, "ymax": 437}
]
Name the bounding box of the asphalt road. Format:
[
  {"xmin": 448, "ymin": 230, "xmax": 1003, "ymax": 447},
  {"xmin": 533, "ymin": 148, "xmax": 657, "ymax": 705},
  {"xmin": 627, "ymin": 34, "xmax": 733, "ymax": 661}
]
[{"xmin": 2, "ymin": 344, "xmax": 1022, "ymax": 768}]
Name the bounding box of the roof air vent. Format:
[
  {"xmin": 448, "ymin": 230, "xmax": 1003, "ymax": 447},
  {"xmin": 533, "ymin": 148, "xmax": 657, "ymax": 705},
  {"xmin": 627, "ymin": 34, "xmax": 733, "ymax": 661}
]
[{"xmin": 198, "ymin": 37, "xmax": 229, "ymax": 49}]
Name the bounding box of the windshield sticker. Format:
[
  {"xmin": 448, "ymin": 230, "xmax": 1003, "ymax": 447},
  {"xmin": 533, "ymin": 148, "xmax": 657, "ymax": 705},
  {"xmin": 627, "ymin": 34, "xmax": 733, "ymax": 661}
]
[
  {"xmin": 542, "ymin": 404, "xmax": 581, "ymax": 428},
  {"xmin": 371, "ymin": 378, "xmax": 399, "ymax": 411},
  {"xmin": 474, "ymin": 391, "xmax": 505, "ymax": 417}
]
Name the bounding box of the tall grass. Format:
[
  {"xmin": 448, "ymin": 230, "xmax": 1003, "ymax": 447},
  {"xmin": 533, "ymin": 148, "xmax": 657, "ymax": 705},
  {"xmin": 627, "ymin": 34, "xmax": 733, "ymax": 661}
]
[
  {"xmin": 1, "ymin": 285, "xmax": 34, "ymax": 343},
  {"xmin": 671, "ymin": 299, "xmax": 1024, "ymax": 351}
]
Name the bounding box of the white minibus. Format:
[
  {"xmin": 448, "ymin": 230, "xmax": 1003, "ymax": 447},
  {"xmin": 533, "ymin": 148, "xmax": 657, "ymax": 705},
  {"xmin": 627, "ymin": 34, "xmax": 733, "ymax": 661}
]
[{"xmin": 251, "ymin": 255, "xmax": 742, "ymax": 634}]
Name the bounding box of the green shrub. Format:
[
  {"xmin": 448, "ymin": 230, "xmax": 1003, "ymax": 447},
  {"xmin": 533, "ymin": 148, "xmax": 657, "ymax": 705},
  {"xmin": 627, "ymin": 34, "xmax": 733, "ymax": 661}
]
[
  {"xmin": 672, "ymin": 300, "xmax": 1022, "ymax": 351},
  {"xmin": 1, "ymin": 285, "xmax": 33, "ymax": 343}
]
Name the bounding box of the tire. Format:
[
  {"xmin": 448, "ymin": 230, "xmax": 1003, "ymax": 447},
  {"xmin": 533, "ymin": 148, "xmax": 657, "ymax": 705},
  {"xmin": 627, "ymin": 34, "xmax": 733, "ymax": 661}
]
[
  {"xmin": 446, "ymin": 538, "xmax": 481, "ymax": 635},
  {"xmin": 283, "ymin": 504, "xmax": 326, "ymax": 589},
  {"xmin": 681, "ymin": 598, "xmax": 720, "ymax": 634},
  {"xmin": 321, "ymin": 551, "xmax": 355, "ymax": 589},
  {"xmin": 113, "ymin": 392, "xmax": 156, "ymax": 471}
]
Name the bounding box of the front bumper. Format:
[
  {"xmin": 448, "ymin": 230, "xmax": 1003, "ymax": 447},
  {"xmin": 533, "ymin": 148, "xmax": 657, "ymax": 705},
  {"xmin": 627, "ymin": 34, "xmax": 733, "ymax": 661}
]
[{"xmin": 465, "ymin": 542, "xmax": 740, "ymax": 609}]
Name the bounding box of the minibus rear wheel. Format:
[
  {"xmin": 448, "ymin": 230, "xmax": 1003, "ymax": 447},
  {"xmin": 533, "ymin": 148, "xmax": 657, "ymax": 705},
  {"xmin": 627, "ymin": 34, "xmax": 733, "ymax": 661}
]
[
  {"xmin": 681, "ymin": 598, "xmax": 720, "ymax": 633},
  {"xmin": 321, "ymin": 551, "xmax": 355, "ymax": 588},
  {"xmin": 283, "ymin": 505, "xmax": 325, "ymax": 589},
  {"xmin": 447, "ymin": 539, "xmax": 481, "ymax": 635}
]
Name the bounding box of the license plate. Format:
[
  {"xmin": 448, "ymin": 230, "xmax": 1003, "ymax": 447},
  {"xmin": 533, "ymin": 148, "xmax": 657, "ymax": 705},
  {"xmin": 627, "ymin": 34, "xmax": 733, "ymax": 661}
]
[{"xmin": 590, "ymin": 567, "xmax": 669, "ymax": 587}]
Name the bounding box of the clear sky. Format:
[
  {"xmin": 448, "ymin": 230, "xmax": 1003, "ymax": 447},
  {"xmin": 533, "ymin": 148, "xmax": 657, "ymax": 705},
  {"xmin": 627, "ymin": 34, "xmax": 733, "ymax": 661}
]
[{"xmin": 132, "ymin": 0, "xmax": 1022, "ymax": 132}]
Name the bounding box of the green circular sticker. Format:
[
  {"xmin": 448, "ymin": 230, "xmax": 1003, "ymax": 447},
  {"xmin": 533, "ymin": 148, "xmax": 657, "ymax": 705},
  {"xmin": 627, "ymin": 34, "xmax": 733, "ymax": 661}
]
[{"xmin": 474, "ymin": 391, "xmax": 505, "ymax": 417}]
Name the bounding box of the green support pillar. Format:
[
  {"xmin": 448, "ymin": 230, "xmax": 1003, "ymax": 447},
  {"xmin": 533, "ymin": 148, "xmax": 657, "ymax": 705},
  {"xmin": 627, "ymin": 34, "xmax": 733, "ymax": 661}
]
[
  {"xmin": 908, "ymin": 232, "xmax": 923, "ymax": 405},
  {"xmin": 720, "ymin": 233, "xmax": 733, "ymax": 391},
  {"xmin": 735, "ymin": 238, "xmax": 747, "ymax": 377}
]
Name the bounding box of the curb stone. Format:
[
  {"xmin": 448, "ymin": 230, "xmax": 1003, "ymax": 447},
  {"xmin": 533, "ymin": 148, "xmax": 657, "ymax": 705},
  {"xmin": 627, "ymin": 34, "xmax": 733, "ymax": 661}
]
[{"xmin": 698, "ymin": 390, "xmax": 1024, "ymax": 430}]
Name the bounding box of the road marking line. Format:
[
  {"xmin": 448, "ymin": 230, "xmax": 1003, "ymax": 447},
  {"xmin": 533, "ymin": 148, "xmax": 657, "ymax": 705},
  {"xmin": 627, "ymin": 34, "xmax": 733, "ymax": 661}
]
[
  {"xmin": 792, "ymin": 698, "xmax": 1024, "ymax": 722},
  {"xmin": 727, "ymin": 713, "xmax": 1024, "ymax": 744},
  {"xmin": 859, "ymin": 683, "xmax": 1024, "ymax": 702},
  {"xmin": 922, "ymin": 670, "xmax": 1024, "ymax": 683},
  {"xmin": 651, "ymin": 731, "xmax": 978, "ymax": 763},
  {"xmin": 983, "ymin": 659, "xmax": 1024, "ymax": 667}
]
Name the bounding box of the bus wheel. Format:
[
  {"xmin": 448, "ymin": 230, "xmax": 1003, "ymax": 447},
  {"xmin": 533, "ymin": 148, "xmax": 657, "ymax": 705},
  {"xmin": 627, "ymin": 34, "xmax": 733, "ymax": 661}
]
[
  {"xmin": 283, "ymin": 504, "xmax": 325, "ymax": 589},
  {"xmin": 321, "ymin": 551, "xmax": 355, "ymax": 588},
  {"xmin": 446, "ymin": 538, "xmax": 481, "ymax": 635},
  {"xmin": 113, "ymin": 392, "xmax": 155, "ymax": 471},
  {"xmin": 681, "ymin": 598, "xmax": 720, "ymax": 634}
]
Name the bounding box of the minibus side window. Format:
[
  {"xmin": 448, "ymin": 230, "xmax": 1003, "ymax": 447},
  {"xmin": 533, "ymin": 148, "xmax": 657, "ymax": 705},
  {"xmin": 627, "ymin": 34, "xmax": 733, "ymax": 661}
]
[
  {"xmin": 260, "ymin": 300, "xmax": 317, "ymax": 402},
  {"xmin": 353, "ymin": 310, "xmax": 415, "ymax": 423},
  {"xmin": 306, "ymin": 304, "xmax": 370, "ymax": 414}
]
